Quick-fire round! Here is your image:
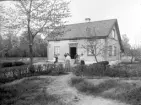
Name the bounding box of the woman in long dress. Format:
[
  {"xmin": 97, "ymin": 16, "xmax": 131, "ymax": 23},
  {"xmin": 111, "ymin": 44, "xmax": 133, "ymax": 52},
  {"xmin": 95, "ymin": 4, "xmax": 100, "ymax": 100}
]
[{"xmin": 65, "ymin": 53, "xmax": 71, "ymax": 72}]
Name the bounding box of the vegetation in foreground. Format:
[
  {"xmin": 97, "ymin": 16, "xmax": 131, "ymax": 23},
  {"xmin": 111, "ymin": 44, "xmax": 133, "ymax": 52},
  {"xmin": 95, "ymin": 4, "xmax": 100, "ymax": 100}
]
[
  {"xmin": 0, "ymin": 76, "xmax": 65, "ymax": 105},
  {"xmin": 69, "ymin": 76, "xmax": 141, "ymax": 105},
  {"xmin": 73, "ymin": 61, "xmax": 141, "ymax": 78}
]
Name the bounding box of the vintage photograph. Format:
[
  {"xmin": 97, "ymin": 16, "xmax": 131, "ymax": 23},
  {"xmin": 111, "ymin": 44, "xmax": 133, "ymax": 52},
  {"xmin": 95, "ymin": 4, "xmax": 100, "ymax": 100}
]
[{"xmin": 0, "ymin": 0, "xmax": 141, "ymax": 105}]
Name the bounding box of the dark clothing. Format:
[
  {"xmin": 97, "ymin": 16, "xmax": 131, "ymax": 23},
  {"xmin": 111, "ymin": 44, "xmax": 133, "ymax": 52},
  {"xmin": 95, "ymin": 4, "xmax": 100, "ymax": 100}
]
[
  {"xmin": 54, "ymin": 56, "xmax": 58, "ymax": 64},
  {"xmin": 64, "ymin": 53, "xmax": 67, "ymax": 58},
  {"xmin": 80, "ymin": 60, "xmax": 85, "ymax": 65}
]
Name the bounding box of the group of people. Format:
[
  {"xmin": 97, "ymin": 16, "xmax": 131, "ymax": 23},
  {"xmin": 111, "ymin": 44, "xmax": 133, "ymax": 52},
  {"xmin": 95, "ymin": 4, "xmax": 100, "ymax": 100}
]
[
  {"xmin": 74, "ymin": 53, "xmax": 85, "ymax": 65},
  {"xmin": 53, "ymin": 53, "xmax": 85, "ymax": 69}
]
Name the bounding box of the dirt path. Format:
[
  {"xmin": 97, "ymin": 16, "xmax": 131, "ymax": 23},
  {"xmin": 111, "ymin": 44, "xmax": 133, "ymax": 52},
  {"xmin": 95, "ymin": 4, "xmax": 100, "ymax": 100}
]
[{"xmin": 46, "ymin": 73, "xmax": 129, "ymax": 105}]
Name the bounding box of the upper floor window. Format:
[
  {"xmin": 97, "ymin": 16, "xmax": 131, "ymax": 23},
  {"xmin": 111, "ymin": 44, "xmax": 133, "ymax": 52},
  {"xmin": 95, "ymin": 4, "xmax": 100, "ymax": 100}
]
[
  {"xmin": 111, "ymin": 29, "xmax": 116, "ymax": 39},
  {"xmin": 54, "ymin": 46, "xmax": 60, "ymax": 55}
]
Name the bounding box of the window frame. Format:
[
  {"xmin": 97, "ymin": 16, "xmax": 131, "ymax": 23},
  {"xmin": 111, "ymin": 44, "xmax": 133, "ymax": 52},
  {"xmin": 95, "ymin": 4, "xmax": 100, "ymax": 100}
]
[
  {"xmin": 54, "ymin": 46, "xmax": 60, "ymax": 55},
  {"xmin": 111, "ymin": 29, "xmax": 116, "ymax": 39},
  {"xmin": 87, "ymin": 45, "xmax": 94, "ymax": 56}
]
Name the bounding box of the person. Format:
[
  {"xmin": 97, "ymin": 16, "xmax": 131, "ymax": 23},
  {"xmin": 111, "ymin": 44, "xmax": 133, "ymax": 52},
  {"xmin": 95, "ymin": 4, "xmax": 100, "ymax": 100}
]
[
  {"xmin": 54, "ymin": 54, "xmax": 58, "ymax": 64},
  {"xmin": 64, "ymin": 53, "xmax": 67, "ymax": 58},
  {"xmin": 80, "ymin": 53, "xmax": 85, "ymax": 65},
  {"xmin": 74, "ymin": 53, "xmax": 79, "ymax": 64},
  {"xmin": 65, "ymin": 53, "xmax": 71, "ymax": 71}
]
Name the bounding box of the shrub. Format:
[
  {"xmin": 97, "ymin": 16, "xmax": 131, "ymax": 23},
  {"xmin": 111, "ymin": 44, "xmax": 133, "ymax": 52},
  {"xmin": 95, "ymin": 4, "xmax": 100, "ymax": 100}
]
[
  {"xmin": 70, "ymin": 76, "xmax": 118, "ymax": 95},
  {"xmin": 13, "ymin": 61, "xmax": 25, "ymax": 66},
  {"xmin": 0, "ymin": 86, "xmax": 18, "ymax": 105},
  {"xmin": 1, "ymin": 62, "xmax": 13, "ymax": 68},
  {"xmin": 29, "ymin": 65, "xmax": 36, "ymax": 74},
  {"xmin": 73, "ymin": 63, "xmax": 106, "ymax": 77},
  {"xmin": 1, "ymin": 61, "xmax": 25, "ymax": 68},
  {"xmin": 97, "ymin": 61, "xmax": 109, "ymax": 66},
  {"xmin": 105, "ymin": 67, "xmax": 130, "ymax": 77},
  {"xmin": 73, "ymin": 63, "xmax": 137, "ymax": 77}
]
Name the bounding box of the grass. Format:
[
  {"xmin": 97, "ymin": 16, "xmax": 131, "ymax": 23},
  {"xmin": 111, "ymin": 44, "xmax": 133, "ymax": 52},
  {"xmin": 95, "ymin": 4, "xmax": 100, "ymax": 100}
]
[
  {"xmin": 0, "ymin": 76, "xmax": 65, "ymax": 105},
  {"xmin": 70, "ymin": 76, "xmax": 141, "ymax": 105}
]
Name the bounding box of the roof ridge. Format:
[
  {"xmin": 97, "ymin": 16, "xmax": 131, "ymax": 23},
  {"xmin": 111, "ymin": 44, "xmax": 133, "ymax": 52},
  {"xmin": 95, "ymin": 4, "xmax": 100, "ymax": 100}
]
[{"xmin": 65, "ymin": 18, "xmax": 117, "ymax": 26}]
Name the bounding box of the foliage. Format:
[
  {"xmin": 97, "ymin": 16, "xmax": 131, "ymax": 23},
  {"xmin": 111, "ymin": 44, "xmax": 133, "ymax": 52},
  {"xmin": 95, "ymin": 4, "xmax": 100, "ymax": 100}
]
[
  {"xmin": 1, "ymin": 61, "xmax": 25, "ymax": 68},
  {"xmin": 0, "ymin": 0, "xmax": 70, "ymax": 68},
  {"xmin": 70, "ymin": 76, "xmax": 141, "ymax": 105},
  {"xmin": 73, "ymin": 62, "xmax": 141, "ymax": 77},
  {"xmin": 70, "ymin": 77, "xmax": 118, "ymax": 95},
  {"xmin": 121, "ymin": 34, "xmax": 131, "ymax": 55},
  {"xmin": 0, "ymin": 76, "xmax": 60, "ymax": 105},
  {"xmin": 0, "ymin": 63, "xmax": 64, "ymax": 84}
]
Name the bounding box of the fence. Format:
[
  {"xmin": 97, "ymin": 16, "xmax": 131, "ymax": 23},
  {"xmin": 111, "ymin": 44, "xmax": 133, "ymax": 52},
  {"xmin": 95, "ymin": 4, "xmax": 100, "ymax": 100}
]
[{"xmin": 0, "ymin": 63, "xmax": 73, "ymax": 84}]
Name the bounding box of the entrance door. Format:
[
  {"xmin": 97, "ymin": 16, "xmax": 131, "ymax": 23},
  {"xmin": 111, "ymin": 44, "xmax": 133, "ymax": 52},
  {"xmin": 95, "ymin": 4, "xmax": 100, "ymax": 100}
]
[{"xmin": 70, "ymin": 47, "xmax": 76, "ymax": 59}]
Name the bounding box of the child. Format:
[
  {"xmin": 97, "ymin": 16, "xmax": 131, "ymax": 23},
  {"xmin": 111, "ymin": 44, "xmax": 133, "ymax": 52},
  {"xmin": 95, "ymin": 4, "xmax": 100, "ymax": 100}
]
[
  {"xmin": 54, "ymin": 54, "xmax": 58, "ymax": 64},
  {"xmin": 80, "ymin": 53, "xmax": 85, "ymax": 65}
]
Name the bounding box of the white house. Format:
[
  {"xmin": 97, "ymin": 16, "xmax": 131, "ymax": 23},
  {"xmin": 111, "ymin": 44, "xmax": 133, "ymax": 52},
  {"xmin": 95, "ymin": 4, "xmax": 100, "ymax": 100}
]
[{"xmin": 47, "ymin": 19, "xmax": 123, "ymax": 64}]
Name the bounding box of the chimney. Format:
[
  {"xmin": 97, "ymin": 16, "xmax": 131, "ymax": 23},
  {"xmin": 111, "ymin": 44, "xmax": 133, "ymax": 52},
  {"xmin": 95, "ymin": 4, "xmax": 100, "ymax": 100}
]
[{"xmin": 85, "ymin": 18, "xmax": 91, "ymax": 22}]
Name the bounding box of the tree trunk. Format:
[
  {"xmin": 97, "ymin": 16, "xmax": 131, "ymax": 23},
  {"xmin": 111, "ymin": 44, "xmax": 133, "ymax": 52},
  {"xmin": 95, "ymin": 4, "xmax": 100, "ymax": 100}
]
[
  {"xmin": 94, "ymin": 55, "xmax": 98, "ymax": 63},
  {"xmin": 29, "ymin": 43, "xmax": 33, "ymax": 67},
  {"xmin": 131, "ymin": 55, "xmax": 133, "ymax": 63}
]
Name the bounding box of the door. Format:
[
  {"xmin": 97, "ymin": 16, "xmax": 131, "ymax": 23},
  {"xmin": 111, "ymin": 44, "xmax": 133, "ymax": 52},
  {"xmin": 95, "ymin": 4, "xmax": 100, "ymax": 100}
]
[{"xmin": 70, "ymin": 47, "xmax": 76, "ymax": 59}]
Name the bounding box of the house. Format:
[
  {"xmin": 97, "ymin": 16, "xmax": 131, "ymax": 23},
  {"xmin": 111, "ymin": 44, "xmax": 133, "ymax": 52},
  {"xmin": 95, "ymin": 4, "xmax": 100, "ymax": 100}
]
[{"xmin": 47, "ymin": 19, "xmax": 123, "ymax": 64}]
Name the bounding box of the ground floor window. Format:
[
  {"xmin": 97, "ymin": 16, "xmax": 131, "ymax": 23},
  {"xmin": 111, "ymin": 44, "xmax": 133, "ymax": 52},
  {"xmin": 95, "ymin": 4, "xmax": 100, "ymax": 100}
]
[
  {"xmin": 54, "ymin": 46, "xmax": 60, "ymax": 55},
  {"xmin": 108, "ymin": 45, "xmax": 112, "ymax": 56},
  {"xmin": 87, "ymin": 45, "xmax": 94, "ymax": 56},
  {"xmin": 114, "ymin": 46, "xmax": 117, "ymax": 56}
]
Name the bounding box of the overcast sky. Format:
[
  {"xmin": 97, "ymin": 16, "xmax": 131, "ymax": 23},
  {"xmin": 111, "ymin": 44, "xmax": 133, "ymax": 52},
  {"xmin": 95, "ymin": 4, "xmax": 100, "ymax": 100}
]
[
  {"xmin": 1, "ymin": 0, "xmax": 141, "ymax": 46},
  {"xmin": 67, "ymin": 0, "xmax": 141, "ymax": 46}
]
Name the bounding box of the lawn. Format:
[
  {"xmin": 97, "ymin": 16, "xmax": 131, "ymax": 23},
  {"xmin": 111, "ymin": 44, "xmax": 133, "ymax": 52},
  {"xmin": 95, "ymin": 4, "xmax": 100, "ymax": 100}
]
[
  {"xmin": 70, "ymin": 75, "xmax": 141, "ymax": 105},
  {"xmin": 70, "ymin": 61, "xmax": 141, "ymax": 105},
  {"xmin": 0, "ymin": 76, "xmax": 65, "ymax": 105}
]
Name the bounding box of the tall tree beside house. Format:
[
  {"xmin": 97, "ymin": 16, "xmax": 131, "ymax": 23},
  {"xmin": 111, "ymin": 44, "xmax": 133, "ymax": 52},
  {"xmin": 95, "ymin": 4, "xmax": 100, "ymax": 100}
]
[
  {"xmin": 12, "ymin": 0, "xmax": 70, "ymax": 71},
  {"xmin": 121, "ymin": 34, "xmax": 131, "ymax": 56},
  {"xmin": 82, "ymin": 27, "xmax": 105, "ymax": 63}
]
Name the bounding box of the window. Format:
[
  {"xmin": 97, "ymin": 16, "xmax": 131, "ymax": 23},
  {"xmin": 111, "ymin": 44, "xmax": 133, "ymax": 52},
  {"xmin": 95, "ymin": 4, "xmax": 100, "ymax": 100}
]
[
  {"xmin": 54, "ymin": 46, "xmax": 60, "ymax": 55},
  {"xmin": 108, "ymin": 45, "xmax": 112, "ymax": 56},
  {"xmin": 114, "ymin": 46, "xmax": 116, "ymax": 56},
  {"xmin": 87, "ymin": 45, "xmax": 94, "ymax": 56},
  {"xmin": 111, "ymin": 29, "xmax": 115, "ymax": 39}
]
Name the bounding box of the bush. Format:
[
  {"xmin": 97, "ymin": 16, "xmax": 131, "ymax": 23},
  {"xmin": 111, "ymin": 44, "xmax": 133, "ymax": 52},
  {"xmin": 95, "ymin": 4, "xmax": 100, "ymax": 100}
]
[
  {"xmin": 13, "ymin": 61, "xmax": 25, "ymax": 66},
  {"xmin": 1, "ymin": 61, "xmax": 25, "ymax": 68},
  {"xmin": 1, "ymin": 62, "xmax": 13, "ymax": 68},
  {"xmin": 73, "ymin": 63, "xmax": 106, "ymax": 76},
  {"xmin": 70, "ymin": 76, "xmax": 118, "ymax": 95},
  {"xmin": 97, "ymin": 61, "xmax": 109, "ymax": 65},
  {"xmin": 73, "ymin": 63, "xmax": 138, "ymax": 77},
  {"xmin": 0, "ymin": 86, "xmax": 17, "ymax": 105}
]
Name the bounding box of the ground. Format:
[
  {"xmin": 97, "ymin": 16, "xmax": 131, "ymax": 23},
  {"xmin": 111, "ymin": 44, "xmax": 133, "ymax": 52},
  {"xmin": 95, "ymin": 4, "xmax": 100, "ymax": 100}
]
[
  {"xmin": 47, "ymin": 73, "xmax": 128, "ymax": 105},
  {"xmin": 1, "ymin": 73, "xmax": 129, "ymax": 105}
]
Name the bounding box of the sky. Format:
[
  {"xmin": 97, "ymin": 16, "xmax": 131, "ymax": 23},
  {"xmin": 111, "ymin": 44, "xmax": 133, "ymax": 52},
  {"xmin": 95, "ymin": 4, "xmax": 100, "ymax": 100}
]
[
  {"xmin": 1, "ymin": 0, "xmax": 141, "ymax": 46},
  {"xmin": 67, "ymin": 0, "xmax": 141, "ymax": 46}
]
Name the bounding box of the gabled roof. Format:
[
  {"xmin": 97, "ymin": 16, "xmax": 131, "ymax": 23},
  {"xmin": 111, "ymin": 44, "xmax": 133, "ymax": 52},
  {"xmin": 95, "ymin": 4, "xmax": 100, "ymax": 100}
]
[
  {"xmin": 48, "ymin": 19, "xmax": 124, "ymax": 52},
  {"xmin": 48, "ymin": 19, "xmax": 117, "ymax": 40}
]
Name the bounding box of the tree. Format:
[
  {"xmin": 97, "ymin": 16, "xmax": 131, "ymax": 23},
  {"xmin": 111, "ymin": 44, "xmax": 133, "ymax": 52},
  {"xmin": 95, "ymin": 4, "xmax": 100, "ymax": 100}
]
[
  {"xmin": 82, "ymin": 27, "xmax": 105, "ymax": 63},
  {"xmin": 13, "ymin": 0, "xmax": 70, "ymax": 69},
  {"xmin": 121, "ymin": 34, "xmax": 131, "ymax": 56}
]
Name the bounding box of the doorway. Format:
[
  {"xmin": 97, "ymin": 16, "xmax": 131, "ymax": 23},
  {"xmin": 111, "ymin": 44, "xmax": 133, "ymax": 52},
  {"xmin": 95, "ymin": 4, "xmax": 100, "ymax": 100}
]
[{"xmin": 70, "ymin": 47, "xmax": 76, "ymax": 59}]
